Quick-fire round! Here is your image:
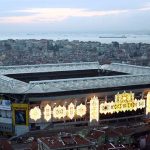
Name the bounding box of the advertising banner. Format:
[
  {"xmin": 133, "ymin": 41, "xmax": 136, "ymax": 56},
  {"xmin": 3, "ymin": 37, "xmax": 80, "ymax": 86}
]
[
  {"xmin": 12, "ymin": 104, "xmax": 29, "ymax": 126},
  {"xmin": 0, "ymin": 100, "xmax": 11, "ymax": 110}
]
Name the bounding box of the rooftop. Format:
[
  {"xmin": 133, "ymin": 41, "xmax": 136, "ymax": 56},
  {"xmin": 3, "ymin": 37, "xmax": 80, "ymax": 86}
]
[
  {"xmin": 0, "ymin": 140, "xmax": 13, "ymax": 150},
  {"xmin": 38, "ymin": 133, "xmax": 92, "ymax": 149},
  {"xmin": 102, "ymin": 63, "xmax": 150, "ymax": 75},
  {"xmin": 0, "ymin": 62, "xmax": 99, "ymax": 75},
  {"xmin": 87, "ymin": 129, "xmax": 105, "ymax": 140},
  {"xmin": 97, "ymin": 143, "xmax": 127, "ymax": 150},
  {"xmin": 86, "ymin": 126, "xmax": 135, "ymax": 141}
]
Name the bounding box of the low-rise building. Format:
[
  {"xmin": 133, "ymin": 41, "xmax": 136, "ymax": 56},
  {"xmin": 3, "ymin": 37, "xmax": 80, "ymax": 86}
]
[
  {"xmin": 113, "ymin": 127, "xmax": 134, "ymax": 145},
  {"xmin": 86, "ymin": 129, "xmax": 106, "ymax": 145},
  {"xmin": 97, "ymin": 143, "xmax": 127, "ymax": 150},
  {"xmin": 37, "ymin": 132, "xmax": 94, "ymax": 150},
  {"xmin": 0, "ymin": 100, "xmax": 12, "ymax": 135},
  {"xmin": 0, "ymin": 140, "xmax": 13, "ymax": 150}
]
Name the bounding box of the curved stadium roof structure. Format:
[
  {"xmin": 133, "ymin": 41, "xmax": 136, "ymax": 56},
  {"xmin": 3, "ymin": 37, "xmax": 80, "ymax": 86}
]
[{"xmin": 0, "ymin": 62, "xmax": 150, "ymax": 95}]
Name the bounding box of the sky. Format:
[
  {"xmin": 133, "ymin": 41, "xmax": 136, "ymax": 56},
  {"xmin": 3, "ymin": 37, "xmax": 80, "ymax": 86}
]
[{"xmin": 0, "ymin": 0, "xmax": 150, "ymax": 33}]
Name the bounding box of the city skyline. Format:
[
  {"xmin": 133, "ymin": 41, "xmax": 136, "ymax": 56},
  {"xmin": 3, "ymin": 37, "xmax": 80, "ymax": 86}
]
[{"xmin": 0, "ymin": 0, "xmax": 150, "ymax": 33}]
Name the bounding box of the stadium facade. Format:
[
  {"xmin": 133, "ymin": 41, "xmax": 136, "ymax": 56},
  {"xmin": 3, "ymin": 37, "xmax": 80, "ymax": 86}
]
[{"xmin": 0, "ymin": 62, "xmax": 150, "ymax": 136}]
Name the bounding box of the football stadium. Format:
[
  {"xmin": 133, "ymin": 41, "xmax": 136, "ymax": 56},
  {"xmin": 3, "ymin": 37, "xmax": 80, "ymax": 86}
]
[{"xmin": 0, "ymin": 62, "xmax": 150, "ymax": 136}]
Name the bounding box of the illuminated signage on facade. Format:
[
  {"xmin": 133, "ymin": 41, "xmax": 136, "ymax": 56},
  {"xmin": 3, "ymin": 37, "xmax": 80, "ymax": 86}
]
[
  {"xmin": 146, "ymin": 92, "xmax": 150, "ymax": 115},
  {"xmin": 90, "ymin": 96, "xmax": 99, "ymax": 122},
  {"xmin": 76, "ymin": 104, "xmax": 86, "ymax": 117},
  {"xmin": 28, "ymin": 91, "xmax": 146, "ymax": 122},
  {"xmin": 67, "ymin": 103, "xmax": 75, "ymax": 119},
  {"xmin": 137, "ymin": 99, "xmax": 145, "ymax": 110},
  {"xmin": 100, "ymin": 101, "xmax": 114, "ymax": 114},
  {"xmin": 29, "ymin": 106, "xmax": 41, "ymax": 121},
  {"xmin": 43, "ymin": 104, "xmax": 51, "ymax": 121},
  {"xmin": 100, "ymin": 92, "xmax": 145, "ymax": 114},
  {"xmin": 53, "ymin": 105, "xmax": 66, "ymax": 119}
]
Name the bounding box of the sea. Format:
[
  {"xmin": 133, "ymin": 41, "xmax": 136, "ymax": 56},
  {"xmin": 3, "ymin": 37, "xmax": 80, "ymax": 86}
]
[{"xmin": 0, "ymin": 32, "xmax": 150, "ymax": 44}]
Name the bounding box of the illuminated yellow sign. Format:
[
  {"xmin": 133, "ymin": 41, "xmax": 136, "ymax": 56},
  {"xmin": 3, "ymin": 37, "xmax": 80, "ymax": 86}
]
[
  {"xmin": 100, "ymin": 101, "xmax": 113, "ymax": 114},
  {"xmin": 67, "ymin": 103, "xmax": 75, "ymax": 119},
  {"xmin": 137, "ymin": 99, "xmax": 145, "ymax": 109},
  {"xmin": 100, "ymin": 92, "xmax": 145, "ymax": 114},
  {"xmin": 146, "ymin": 92, "xmax": 150, "ymax": 115},
  {"xmin": 43, "ymin": 104, "xmax": 51, "ymax": 121},
  {"xmin": 76, "ymin": 104, "xmax": 86, "ymax": 117},
  {"xmin": 90, "ymin": 96, "xmax": 99, "ymax": 122},
  {"xmin": 29, "ymin": 106, "xmax": 41, "ymax": 121},
  {"xmin": 53, "ymin": 105, "xmax": 66, "ymax": 119}
]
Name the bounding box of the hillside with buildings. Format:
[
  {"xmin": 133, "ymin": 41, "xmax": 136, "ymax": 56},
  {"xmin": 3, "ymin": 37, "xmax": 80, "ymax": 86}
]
[{"xmin": 0, "ymin": 39, "xmax": 150, "ymax": 66}]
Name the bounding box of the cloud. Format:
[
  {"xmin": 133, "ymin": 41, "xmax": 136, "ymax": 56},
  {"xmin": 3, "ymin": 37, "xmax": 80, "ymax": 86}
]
[
  {"xmin": 137, "ymin": 7, "xmax": 150, "ymax": 11},
  {"xmin": 137, "ymin": 2, "xmax": 150, "ymax": 11},
  {"xmin": 0, "ymin": 8, "xmax": 128, "ymax": 24},
  {"xmin": 143, "ymin": 2, "xmax": 150, "ymax": 7},
  {"xmin": 0, "ymin": 5, "xmax": 150, "ymax": 24}
]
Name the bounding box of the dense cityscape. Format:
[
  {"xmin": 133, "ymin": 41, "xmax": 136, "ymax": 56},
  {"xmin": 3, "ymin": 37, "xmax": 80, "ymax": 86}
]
[
  {"xmin": 0, "ymin": 39, "xmax": 150, "ymax": 66},
  {"xmin": 2, "ymin": 124, "xmax": 149, "ymax": 150}
]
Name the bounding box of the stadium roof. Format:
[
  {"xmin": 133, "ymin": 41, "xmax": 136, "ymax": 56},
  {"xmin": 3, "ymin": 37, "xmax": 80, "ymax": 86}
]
[
  {"xmin": 0, "ymin": 62, "xmax": 150, "ymax": 94},
  {"xmin": 0, "ymin": 62, "xmax": 99, "ymax": 75},
  {"xmin": 102, "ymin": 63, "xmax": 150, "ymax": 75}
]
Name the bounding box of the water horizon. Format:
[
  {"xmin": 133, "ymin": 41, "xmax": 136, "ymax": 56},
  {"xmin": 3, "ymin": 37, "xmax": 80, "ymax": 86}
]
[{"xmin": 0, "ymin": 32, "xmax": 150, "ymax": 44}]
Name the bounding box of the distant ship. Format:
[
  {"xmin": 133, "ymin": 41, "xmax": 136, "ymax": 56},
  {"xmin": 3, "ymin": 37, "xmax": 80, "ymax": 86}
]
[{"xmin": 99, "ymin": 35, "xmax": 127, "ymax": 38}]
